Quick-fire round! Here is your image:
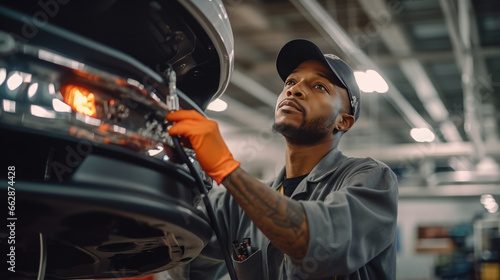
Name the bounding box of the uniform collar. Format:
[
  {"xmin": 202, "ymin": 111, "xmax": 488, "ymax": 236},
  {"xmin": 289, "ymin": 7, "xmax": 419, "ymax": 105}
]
[
  {"xmin": 271, "ymin": 147, "xmax": 347, "ymax": 193},
  {"xmin": 306, "ymin": 147, "xmax": 347, "ymax": 182}
]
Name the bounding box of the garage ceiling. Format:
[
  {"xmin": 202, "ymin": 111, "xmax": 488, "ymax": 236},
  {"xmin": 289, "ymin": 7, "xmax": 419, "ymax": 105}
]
[{"xmin": 206, "ymin": 0, "xmax": 500, "ymax": 191}]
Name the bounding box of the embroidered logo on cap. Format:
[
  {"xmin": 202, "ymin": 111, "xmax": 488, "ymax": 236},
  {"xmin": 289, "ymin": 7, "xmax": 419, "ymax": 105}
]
[
  {"xmin": 324, "ymin": 54, "xmax": 341, "ymax": 60},
  {"xmin": 351, "ymin": 95, "xmax": 359, "ymax": 116}
]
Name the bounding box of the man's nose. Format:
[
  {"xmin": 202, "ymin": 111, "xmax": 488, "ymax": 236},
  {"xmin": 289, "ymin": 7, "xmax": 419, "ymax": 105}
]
[{"xmin": 286, "ymin": 86, "xmax": 304, "ymax": 98}]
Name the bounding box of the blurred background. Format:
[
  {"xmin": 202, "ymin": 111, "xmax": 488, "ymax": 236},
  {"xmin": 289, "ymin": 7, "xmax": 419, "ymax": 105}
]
[{"xmin": 203, "ymin": 0, "xmax": 500, "ymax": 279}]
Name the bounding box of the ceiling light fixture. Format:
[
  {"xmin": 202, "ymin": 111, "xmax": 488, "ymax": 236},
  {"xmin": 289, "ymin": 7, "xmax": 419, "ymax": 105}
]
[
  {"xmin": 410, "ymin": 127, "xmax": 436, "ymax": 143},
  {"xmin": 354, "ymin": 70, "xmax": 388, "ymax": 93},
  {"xmin": 480, "ymin": 194, "xmax": 498, "ymax": 214}
]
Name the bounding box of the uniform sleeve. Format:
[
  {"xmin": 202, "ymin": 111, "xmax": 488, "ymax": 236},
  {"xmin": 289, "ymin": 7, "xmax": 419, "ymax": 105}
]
[{"xmin": 291, "ymin": 160, "xmax": 398, "ymax": 277}]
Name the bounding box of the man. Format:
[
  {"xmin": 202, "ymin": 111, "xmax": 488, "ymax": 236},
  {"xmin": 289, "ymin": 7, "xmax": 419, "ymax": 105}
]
[{"xmin": 166, "ymin": 39, "xmax": 398, "ymax": 279}]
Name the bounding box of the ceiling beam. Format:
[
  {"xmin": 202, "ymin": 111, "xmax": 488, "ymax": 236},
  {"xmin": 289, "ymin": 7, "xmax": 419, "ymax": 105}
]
[
  {"xmin": 467, "ymin": 3, "xmax": 499, "ymax": 145},
  {"xmin": 357, "ymin": 0, "xmax": 463, "ymax": 143},
  {"xmin": 239, "ymin": 45, "xmax": 500, "ymax": 71},
  {"xmin": 343, "ymin": 141, "xmax": 500, "ymax": 163},
  {"xmin": 249, "ymin": 47, "xmax": 500, "ymax": 67},
  {"xmin": 290, "ymin": 0, "xmax": 434, "ymax": 133},
  {"xmin": 208, "ymin": 94, "xmax": 273, "ymax": 132},
  {"xmin": 230, "ymin": 69, "xmax": 277, "ymax": 107},
  {"xmin": 439, "ymin": 0, "xmax": 465, "ymax": 68},
  {"xmin": 439, "ymin": 0, "xmax": 493, "ymax": 80},
  {"xmin": 459, "ymin": 0, "xmax": 485, "ymax": 162},
  {"xmin": 440, "ymin": 0, "xmax": 489, "ymax": 162},
  {"xmin": 399, "ymin": 184, "xmax": 500, "ymax": 198}
]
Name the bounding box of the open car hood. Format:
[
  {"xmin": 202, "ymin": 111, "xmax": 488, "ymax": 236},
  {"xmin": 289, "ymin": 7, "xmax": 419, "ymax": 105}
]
[
  {"xmin": 0, "ymin": 0, "xmax": 234, "ymax": 110},
  {"xmin": 0, "ymin": 0, "xmax": 234, "ymax": 278}
]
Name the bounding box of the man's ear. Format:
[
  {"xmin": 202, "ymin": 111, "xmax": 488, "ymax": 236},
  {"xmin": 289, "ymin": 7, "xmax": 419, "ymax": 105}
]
[{"xmin": 337, "ymin": 113, "xmax": 355, "ymax": 132}]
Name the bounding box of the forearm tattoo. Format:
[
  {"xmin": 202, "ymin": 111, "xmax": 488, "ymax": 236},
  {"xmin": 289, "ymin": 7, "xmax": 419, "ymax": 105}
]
[{"xmin": 223, "ymin": 168, "xmax": 309, "ymax": 258}]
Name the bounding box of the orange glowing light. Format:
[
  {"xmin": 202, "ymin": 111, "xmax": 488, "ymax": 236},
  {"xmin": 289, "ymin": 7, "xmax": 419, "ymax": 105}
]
[{"xmin": 62, "ymin": 85, "xmax": 97, "ymax": 117}]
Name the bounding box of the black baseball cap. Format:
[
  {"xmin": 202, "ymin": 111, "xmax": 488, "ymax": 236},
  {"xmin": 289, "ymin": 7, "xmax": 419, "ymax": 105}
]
[{"xmin": 276, "ymin": 39, "xmax": 361, "ymax": 122}]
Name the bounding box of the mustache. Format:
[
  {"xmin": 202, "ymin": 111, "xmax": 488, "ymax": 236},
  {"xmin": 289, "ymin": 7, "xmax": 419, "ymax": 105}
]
[{"xmin": 277, "ymin": 98, "xmax": 305, "ymax": 112}]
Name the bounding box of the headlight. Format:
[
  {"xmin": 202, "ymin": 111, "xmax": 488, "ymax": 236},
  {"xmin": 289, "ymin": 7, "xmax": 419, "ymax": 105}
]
[
  {"xmin": 61, "ymin": 85, "xmax": 97, "ymax": 117},
  {"xmin": 0, "ymin": 36, "xmax": 182, "ymax": 161}
]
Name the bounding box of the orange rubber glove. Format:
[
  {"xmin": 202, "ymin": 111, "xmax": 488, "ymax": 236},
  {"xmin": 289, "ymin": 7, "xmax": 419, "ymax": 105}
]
[{"xmin": 166, "ymin": 110, "xmax": 240, "ymax": 184}]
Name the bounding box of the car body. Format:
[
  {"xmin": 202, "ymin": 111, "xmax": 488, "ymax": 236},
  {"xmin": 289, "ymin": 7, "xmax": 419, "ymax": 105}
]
[{"xmin": 0, "ymin": 0, "xmax": 233, "ymax": 278}]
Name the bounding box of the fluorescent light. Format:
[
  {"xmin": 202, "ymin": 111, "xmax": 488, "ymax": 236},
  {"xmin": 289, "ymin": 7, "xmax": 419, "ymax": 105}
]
[
  {"xmin": 480, "ymin": 194, "xmax": 499, "ymax": 214},
  {"xmin": 487, "ymin": 203, "xmax": 498, "ymax": 213},
  {"xmin": 354, "ymin": 71, "xmax": 371, "ymax": 92},
  {"xmin": 366, "ymin": 70, "xmax": 389, "ymax": 93},
  {"xmin": 410, "ymin": 127, "xmax": 435, "ymax": 142},
  {"xmin": 207, "ymin": 98, "xmax": 228, "ymax": 112},
  {"xmin": 481, "ymin": 194, "xmax": 495, "ymax": 205},
  {"xmin": 354, "ymin": 70, "xmax": 388, "ymax": 93}
]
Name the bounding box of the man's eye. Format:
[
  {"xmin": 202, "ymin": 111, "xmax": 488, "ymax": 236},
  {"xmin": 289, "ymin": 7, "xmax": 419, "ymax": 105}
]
[
  {"xmin": 285, "ymin": 80, "xmax": 295, "ymax": 86},
  {"xmin": 315, "ymin": 84, "xmax": 327, "ymax": 91}
]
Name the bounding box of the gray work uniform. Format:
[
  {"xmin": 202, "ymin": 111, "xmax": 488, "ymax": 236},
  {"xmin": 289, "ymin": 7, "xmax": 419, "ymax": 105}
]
[{"xmin": 167, "ymin": 147, "xmax": 399, "ymax": 280}]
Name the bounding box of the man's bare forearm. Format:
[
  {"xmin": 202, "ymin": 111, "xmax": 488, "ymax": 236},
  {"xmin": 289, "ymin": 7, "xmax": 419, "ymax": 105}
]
[{"xmin": 222, "ymin": 167, "xmax": 309, "ymax": 259}]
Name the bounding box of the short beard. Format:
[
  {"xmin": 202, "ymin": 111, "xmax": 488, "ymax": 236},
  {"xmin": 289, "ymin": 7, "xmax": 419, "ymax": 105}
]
[{"xmin": 272, "ymin": 114, "xmax": 337, "ymax": 145}]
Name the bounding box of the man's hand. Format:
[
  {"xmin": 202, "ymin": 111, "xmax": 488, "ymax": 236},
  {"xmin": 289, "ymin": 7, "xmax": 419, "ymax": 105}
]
[{"xmin": 166, "ymin": 110, "xmax": 240, "ymax": 184}]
